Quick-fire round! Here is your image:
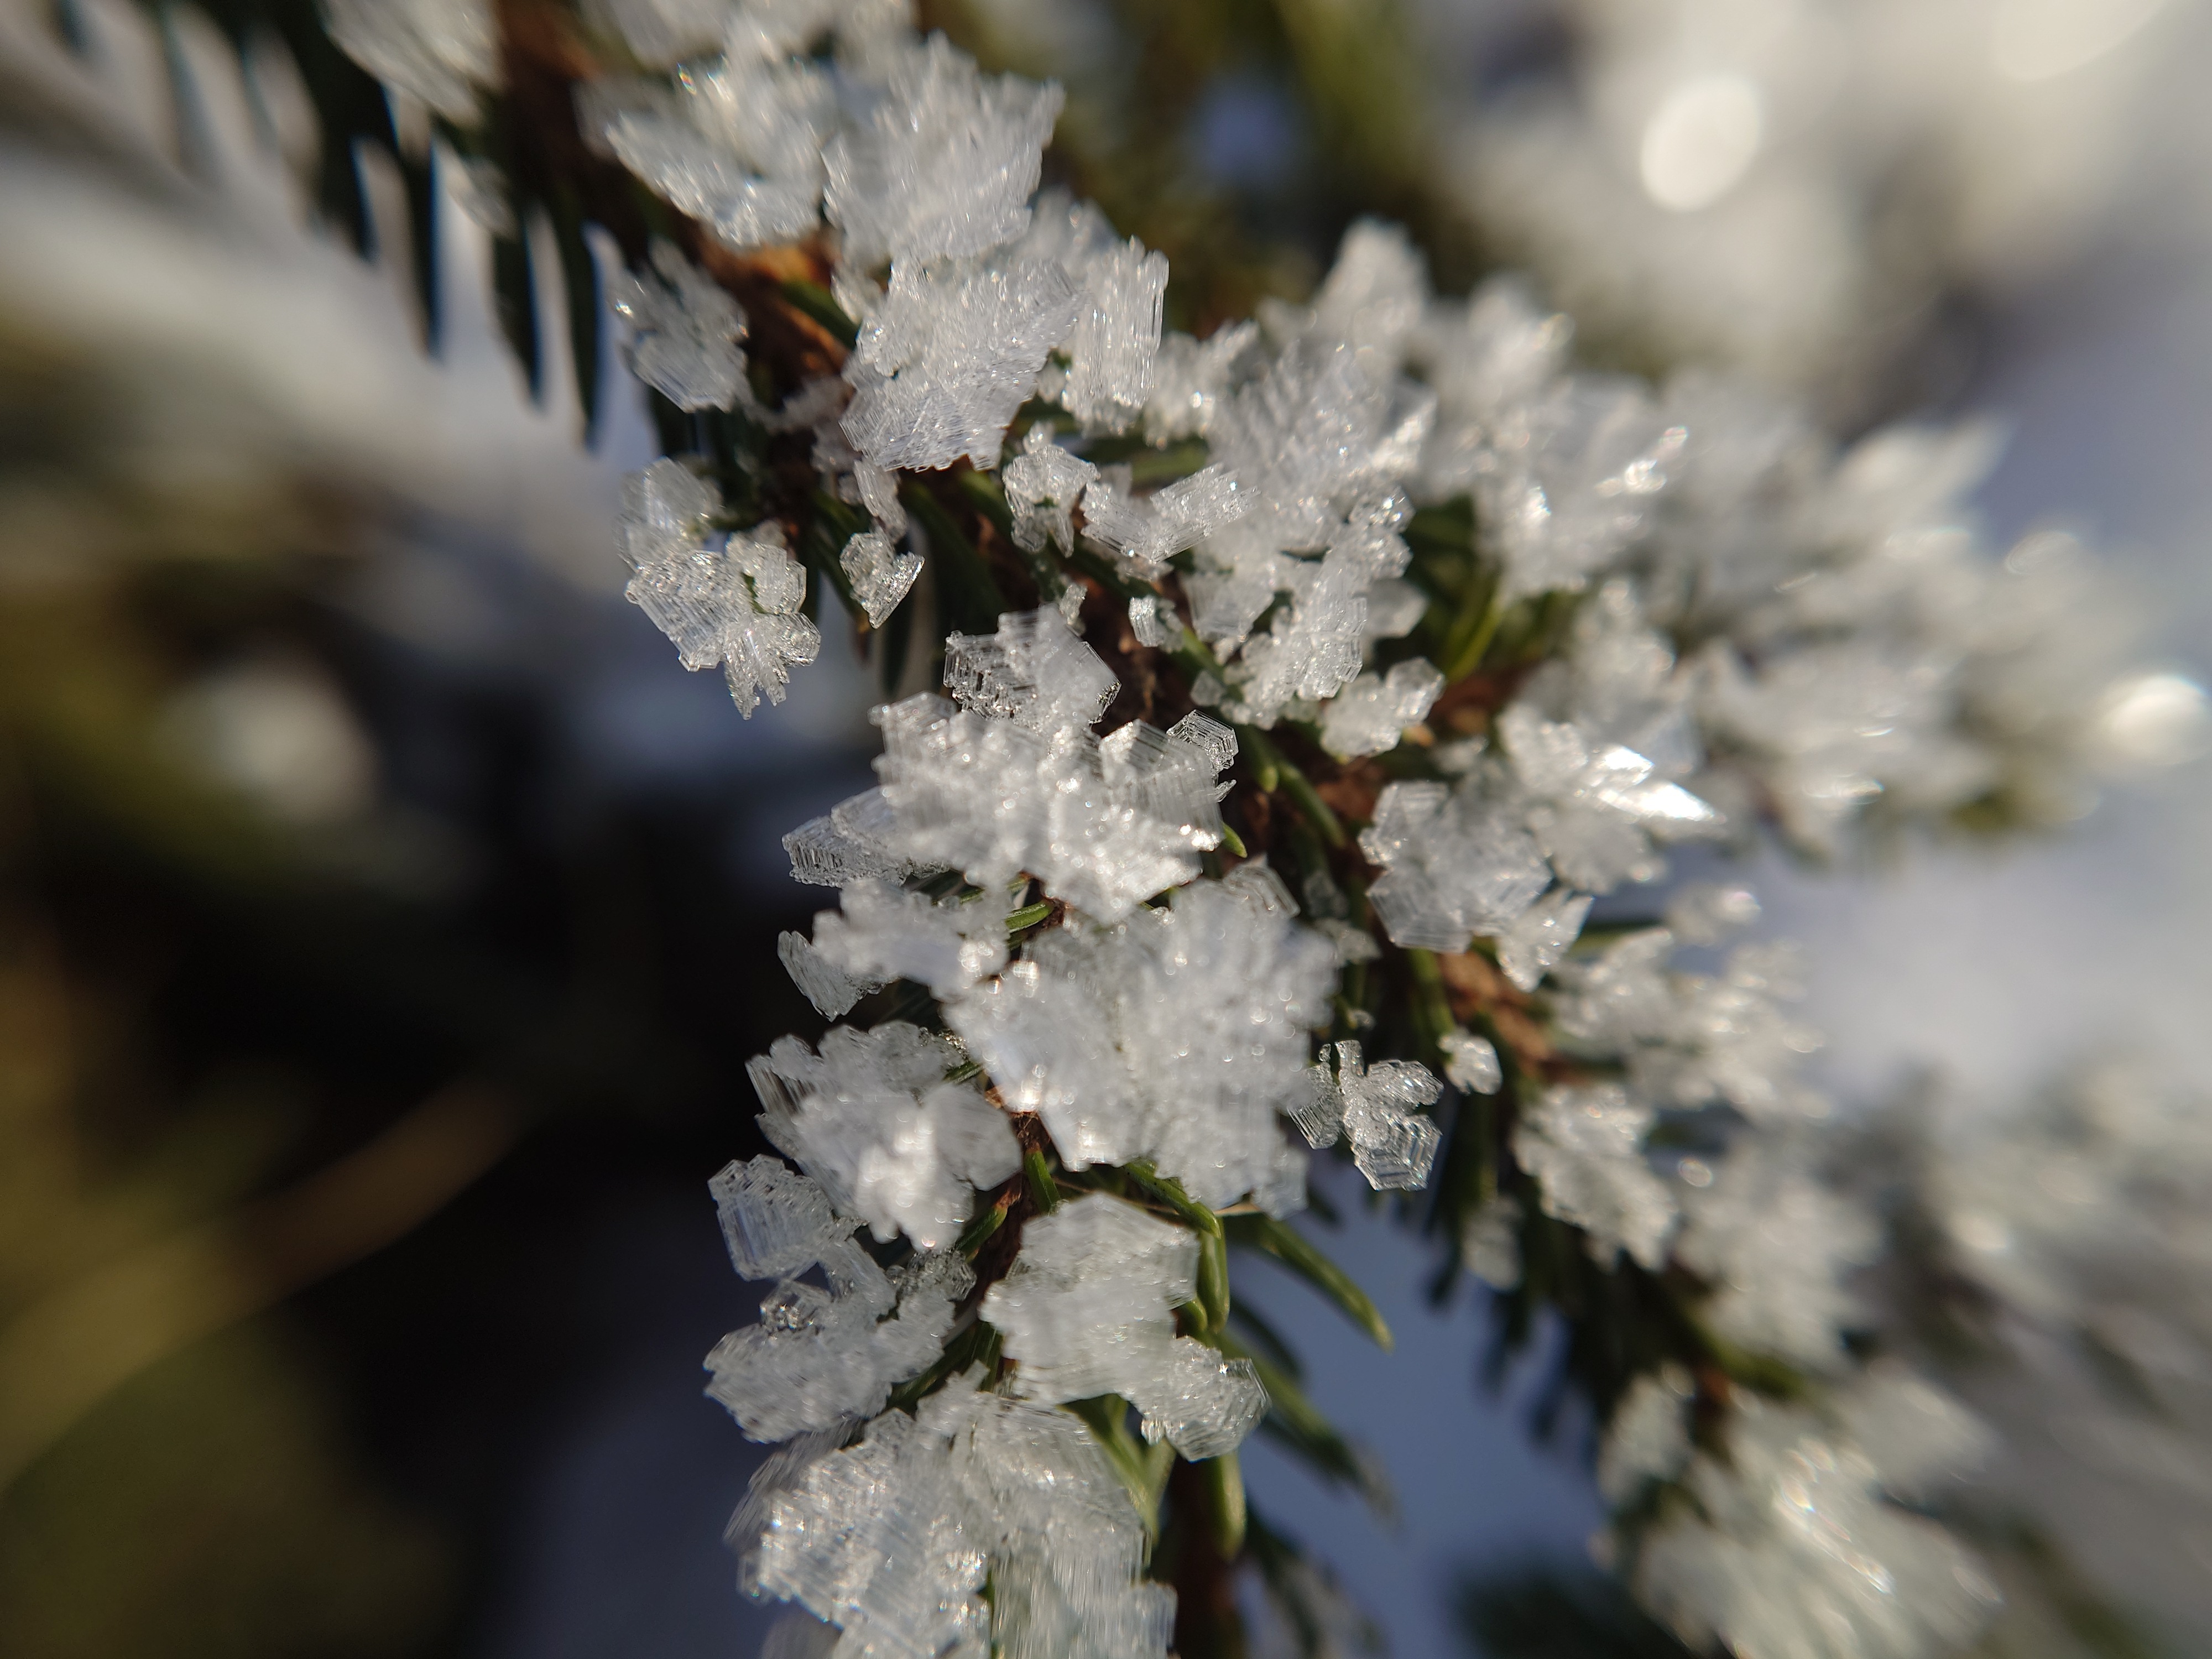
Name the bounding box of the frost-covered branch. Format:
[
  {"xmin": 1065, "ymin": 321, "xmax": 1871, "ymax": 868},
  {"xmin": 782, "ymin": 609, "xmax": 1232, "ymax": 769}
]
[{"xmin": 308, "ymin": 2, "xmax": 2193, "ymax": 1653}]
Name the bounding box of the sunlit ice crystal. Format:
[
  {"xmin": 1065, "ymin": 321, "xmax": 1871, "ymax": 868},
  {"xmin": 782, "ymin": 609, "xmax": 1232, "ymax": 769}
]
[
  {"xmin": 1495, "ymin": 886, "xmax": 1592, "ymax": 992},
  {"xmin": 1359, "ymin": 777, "xmax": 1553, "ymax": 953},
  {"xmin": 839, "ymin": 529, "xmax": 922, "ymax": 627},
  {"xmin": 1416, "ymin": 277, "xmax": 1572, "ymax": 434},
  {"xmin": 1144, "ymin": 320, "xmax": 1259, "ymax": 442},
  {"xmin": 1439, "ymin": 1029, "xmax": 1502, "ymax": 1094},
  {"xmin": 1128, "ymin": 594, "xmax": 1173, "ymax": 648},
  {"xmin": 1306, "ymin": 1041, "xmax": 1443, "ymax": 1191},
  {"xmin": 948, "ymin": 877, "xmax": 1333, "ymax": 1211},
  {"xmin": 1081, "ymin": 464, "xmax": 1249, "ymax": 577},
  {"xmin": 1693, "ymin": 637, "xmax": 1994, "ymax": 853},
  {"xmin": 747, "ymin": 1022, "xmax": 1020, "ymax": 1250},
  {"xmin": 619, "ymin": 463, "xmax": 823, "ymax": 714},
  {"xmin": 1547, "ymin": 928, "xmax": 1827, "ymax": 1125},
  {"xmin": 823, "ymin": 34, "xmax": 1063, "ymax": 264},
  {"xmin": 325, "ymin": 0, "xmax": 495, "ymax": 121},
  {"xmin": 703, "ymin": 1164, "xmax": 974, "ymax": 1439},
  {"xmin": 1211, "ymin": 338, "xmax": 1427, "ymax": 551},
  {"xmin": 1015, "ymin": 190, "xmax": 1169, "ymax": 435},
  {"xmin": 805, "ymin": 876, "xmax": 1010, "ymax": 999},
  {"xmin": 1319, "ymin": 658, "xmax": 1445, "ymax": 760},
  {"xmin": 1673, "ymin": 1132, "xmax": 1877, "ymax": 1373},
  {"xmin": 616, "ymin": 455, "xmax": 717, "ymax": 569},
  {"xmin": 1632, "ymin": 1396, "xmax": 2000, "ymax": 1659},
  {"xmin": 982, "ymin": 1194, "xmax": 1269, "ymax": 1458},
  {"xmin": 842, "ymin": 255, "xmax": 1083, "ymax": 471},
  {"xmin": 942, "ymin": 606, "xmax": 1117, "ymax": 731},
  {"xmin": 782, "ymin": 787, "xmax": 936, "ymax": 889},
  {"xmin": 1495, "ymin": 584, "xmax": 1724, "ymax": 893},
  {"xmin": 1306, "ymin": 218, "xmax": 1431, "ymax": 387},
  {"xmin": 1183, "ymin": 518, "xmax": 1303, "ymax": 652},
  {"xmin": 1547, "ymin": 926, "xmax": 1681, "ymax": 1051},
  {"xmin": 868, "ymin": 700, "xmax": 1220, "ymax": 921},
  {"xmin": 778, "ymin": 928, "xmax": 880, "ymax": 1019},
  {"xmin": 609, "ymin": 239, "xmax": 752, "ymax": 412},
  {"xmin": 858, "ymin": 614, "xmax": 1239, "ymax": 920},
  {"xmin": 746, "ymin": 1400, "xmax": 988, "ymax": 1655},
  {"xmin": 1511, "ymin": 1083, "xmax": 1677, "ymax": 1269},
  {"xmin": 1214, "ymin": 494, "xmax": 1419, "ymax": 724},
  {"xmin": 1641, "ymin": 942, "xmax": 1828, "ymax": 1122},
  {"xmin": 1478, "ymin": 379, "xmax": 1686, "ymax": 603},
  {"xmin": 602, "ymin": 35, "xmax": 834, "ymax": 251},
  {"xmin": 708, "ymin": 1154, "xmax": 848, "ymax": 1281},
  {"xmin": 746, "ymin": 1381, "xmax": 1172, "ymax": 1659},
  {"xmin": 1218, "ymin": 550, "xmax": 1380, "ymax": 723},
  {"xmin": 644, "ymin": 531, "xmax": 820, "ymax": 714},
  {"xmin": 1001, "ymin": 425, "xmax": 1098, "ymax": 553}
]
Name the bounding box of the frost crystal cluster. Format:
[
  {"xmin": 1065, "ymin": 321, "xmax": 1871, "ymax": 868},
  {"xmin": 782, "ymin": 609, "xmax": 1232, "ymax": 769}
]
[{"xmin": 310, "ymin": 0, "xmax": 2197, "ymax": 1650}]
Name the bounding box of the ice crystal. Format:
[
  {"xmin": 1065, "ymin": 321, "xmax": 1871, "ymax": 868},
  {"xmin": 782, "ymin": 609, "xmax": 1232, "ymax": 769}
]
[
  {"xmin": 702, "ymin": 1157, "xmax": 972, "ymax": 1439},
  {"xmin": 747, "ymin": 1024, "xmax": 1020, "ymax": 1250},
  {"xmin": 325, "ymin": 0, "xmax": 495, "ymax": 121},
  {"xmin": 1307, "ymin": 220, "xmax": 1430, "ymax": 388},
  {"xmin": 1082, "ymin": 464, "xmax": 1249, "ymax": 577},
  {"xmin": 802, "ymin": 877, "xmax": 1010, "ymax": 999},
  {"xmin": 1512, "ymin": 1084, "xmax": 1677, "ymax": 1269},
  {"xmin": 839, "ymin": 529, "xmax": 922, "ymax": 627},
  {"xmin": 1360, "ymin": 778, "xmax": 1552, "ymax": 953},
  {"xmin": 1318, "ymin": 658, "xmax": 1444, "ymax": 760},
  {"xmin": 1550, "ymin": 932, "xmax": 1827, "ymax": 1124},
  {"xmin": 1417, "ymin": 278, "xmax": 1573, "ymax": 444},
  {"xmin": 1673, "ymin": 1134, "xmax": 1877, "ymax": 1372},
  {"xmin": 619, "ymin": 463, "xmax": 823, "ymax": 714},
  {"xmin": 1001, "ymin": 425, "xmax": 1098, "ymax": 554},
  {"xmin": 1484, "ymin": 382, "xmax": 1684, "ymax": 602},
  {"xmin": 843, "ymin": 255, "xmax": 1082, "ymax": 472},
  {"xmin": 1495, "ymin": 886, "xmax": 1593, "ymax": 992},
  {"xmin": 1144, "ymin": 321, "xmax": 1259, "ymax": 442},
  {"xmin": 856, "ymin": 614, "xmax": 1239, "ymax": 920},
  {"xmin": 948, "ymin": 875, "xmax": 1332, "ymax": 1209},
  {"xmin": 823, "ymin": 36, "xmax": 1062, "ymax": 264},
  {"xmin": 1293, "ymin": 1041, "xmax": 1442, "ymax": 1192},
  {"xmin": 782, "ymin": 788, "xmax": 935, "ymax": 889},
  {"xmin": 1016, "ymin": 191, "xmax": 1169, "ymax": 435},
  {"xmin": 609, "ymin": 240, "xmax": 751, "ymax": 413},
  {"xmin": 1223, "ymin": 498, "xmax": 1426, "ymax": 724},
  {"xmin": 745, "ymin": 1381, "xmax": 1173, "ymax": 1658},
  {"xmin": 982, "ymin": 1194, "xmax": 1269, "ymax": 1458},
  {"xmin": 778, "ymin": 928, "xmax": 879, "ymax": 1019},
  {"xmin": 942, "ymin": 607, "xmax": 1118, "ymax": 731},
  {"xmin": 1128, "ymin": 594, "xmax": 1173, "ymax": 649},
  {"xmin": 1209, "ymin": 341, "xmax": 1425, "ymax": 549},
  {"xmin": 602, "ymin": 34, "xmax": 834, "ymax": 251},
  {"xmin": 1439, "ymin": 1029, "xmax": 1502, "ymax": 1095},
  {"xmin": 1633, "ymin": 1395, "xmax": 2000, "ymax": 1659},
  {"xmin": 1497, "ymin": 582, "xmax": 1723, "ymax": 893}
]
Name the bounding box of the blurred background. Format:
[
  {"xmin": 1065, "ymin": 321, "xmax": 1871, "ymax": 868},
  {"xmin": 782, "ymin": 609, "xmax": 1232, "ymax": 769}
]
[{"xmin": 3, "ymin": 1, "xmax": 2209, "ymax": 1655}]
